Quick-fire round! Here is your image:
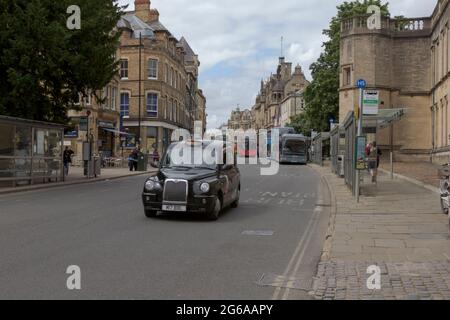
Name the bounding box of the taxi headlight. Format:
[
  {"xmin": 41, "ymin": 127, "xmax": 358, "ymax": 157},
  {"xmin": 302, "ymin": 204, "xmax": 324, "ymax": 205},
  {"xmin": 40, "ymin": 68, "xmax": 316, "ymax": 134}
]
[
  {"xmin": 200, "ymin": 182, "xmax": 210, "ymax": 193},
  {"xmin": 145, "ymin": 178, "xmax": 159, "ymax": 191}
]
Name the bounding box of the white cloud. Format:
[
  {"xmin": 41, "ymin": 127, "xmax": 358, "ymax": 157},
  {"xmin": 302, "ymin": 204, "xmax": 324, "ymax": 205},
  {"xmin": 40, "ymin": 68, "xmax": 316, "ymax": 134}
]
[{"xmin": 119, "ymin": 0, "xmax": 437, "ymax": 128}]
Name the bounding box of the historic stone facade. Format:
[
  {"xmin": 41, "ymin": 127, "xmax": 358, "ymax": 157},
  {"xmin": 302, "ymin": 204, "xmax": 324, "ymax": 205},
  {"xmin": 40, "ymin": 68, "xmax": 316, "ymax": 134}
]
[
  {"xmin": 339, "ymin": 0, "xmax": 450, "ymax": 163},
  {"xmin": 117, "ymin": 0, "xmax": 205, "ymax": 155},
  {"xmin": 227, "ymin": 107, "xmax": 253, "ymax": 131},
  {"xmin": 250, "ymin": 58, "xmax": 309, "ymax": 130},
  {"xmin": 279, "ymin": 89, "xmax": 306, "ymax": 128},
  {"xmin": 66, "ymin": 80, "xmax": 121, "ymax": 163},
  {"xmin": 67, "ymin": 0, "xmax": 206, "ymax": 161}
]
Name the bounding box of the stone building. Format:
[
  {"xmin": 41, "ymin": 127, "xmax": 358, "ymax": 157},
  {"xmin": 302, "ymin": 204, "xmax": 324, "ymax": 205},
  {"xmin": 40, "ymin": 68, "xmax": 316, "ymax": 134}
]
[
  {"xmin": 339, "ymin": 0, "xmax": 450, "ymax": 163},
  {"xmin": 179, "ymin": 36, "xmax": 205, "ymax": 132},
  {"xmin": 279, "ymin": 89, "xmax": 306, "ymax": 128},
  {"xmin": 250, "ymin": 57, "xmax": 309, "ymax": 130},
  {"xmin": 66, "ymin": 81, "xmax": 121, "ymax": 162},
  {"xmin": 196, "ymin": 89, "xmax": 207, "ymax": 132},
  {"xmin": 227, "ymin": 107, "xmax": 253, "ymax": 131},
  {"xmin": 117, "ymin": 0, "xmax": 205, "ymax": 155},
  {"xmin": 67, "ymin": 0, "xmax": 206, "ymax": 160}
]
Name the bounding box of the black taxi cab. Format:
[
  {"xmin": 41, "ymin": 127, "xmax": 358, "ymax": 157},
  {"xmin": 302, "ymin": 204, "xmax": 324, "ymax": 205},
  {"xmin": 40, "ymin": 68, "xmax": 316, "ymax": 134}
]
[{"xmin": 142, "ymin": 140, "xmax": 241, "ymax": 220}]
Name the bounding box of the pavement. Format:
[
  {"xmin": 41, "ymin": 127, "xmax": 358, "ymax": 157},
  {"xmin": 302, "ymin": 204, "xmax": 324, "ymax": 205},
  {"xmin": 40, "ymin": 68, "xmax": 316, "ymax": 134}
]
[
  {"xmin": 310, "ymin": 164, "xmax": 450, "ymax": 300},
  {"xmin": 0, "ymin": 166, "xmax": 158, "ymax": 195},
  {"xmin": 0, "ymin": 163, "xmax": 330, "ymax": 299},
  {"xmin": 379, "ymin": 160, "xmax": 441, "ymax": 189}
]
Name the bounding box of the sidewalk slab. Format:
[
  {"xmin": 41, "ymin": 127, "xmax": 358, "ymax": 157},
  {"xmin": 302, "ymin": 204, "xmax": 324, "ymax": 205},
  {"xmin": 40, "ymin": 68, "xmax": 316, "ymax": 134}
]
[
  {"xmin": 309, "ymin": 164, "xmax": 450, "ymax": 300},
  {"xmin": 379, "ymin": 161, "xmax": 441, "ymax": 191}
]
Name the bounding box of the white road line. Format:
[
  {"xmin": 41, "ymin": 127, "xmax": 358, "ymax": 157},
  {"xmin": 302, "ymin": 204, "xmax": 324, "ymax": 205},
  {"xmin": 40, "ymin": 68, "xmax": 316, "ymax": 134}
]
[
  {"xmin": 272, "ymin": 182, "xmax": 327, "ymax": 300},
  {"xmin": 281, "ymin": 206, "xmax": 323, "ymax": 300},
  {"xmin": 271, "ymin": 209, "xmax": 317, "ymax": 300}
]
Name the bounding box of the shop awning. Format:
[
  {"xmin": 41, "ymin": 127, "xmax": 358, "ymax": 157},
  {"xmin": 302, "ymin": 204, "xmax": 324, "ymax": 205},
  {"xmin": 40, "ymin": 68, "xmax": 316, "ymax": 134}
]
[
  {"xmin": 363, "ymin": 108, "xmax": 406, "ymax": 129},
  {"xmin": 101, "ymin": 127, "xmax": 135, "ymax": 136}
]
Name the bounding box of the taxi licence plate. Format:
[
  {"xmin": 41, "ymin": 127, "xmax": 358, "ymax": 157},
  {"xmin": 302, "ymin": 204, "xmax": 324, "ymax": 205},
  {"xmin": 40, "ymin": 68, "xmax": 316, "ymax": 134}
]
[{"xmin": 162, "ymin": 205, "xmax": 187, "ymax": 212}]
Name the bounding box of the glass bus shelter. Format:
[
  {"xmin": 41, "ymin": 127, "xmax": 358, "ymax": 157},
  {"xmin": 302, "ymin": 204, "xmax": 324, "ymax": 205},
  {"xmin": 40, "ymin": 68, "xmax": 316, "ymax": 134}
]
[{"xmin": 0, "ymin": 115, "xmax": 65, "ymax": 188}]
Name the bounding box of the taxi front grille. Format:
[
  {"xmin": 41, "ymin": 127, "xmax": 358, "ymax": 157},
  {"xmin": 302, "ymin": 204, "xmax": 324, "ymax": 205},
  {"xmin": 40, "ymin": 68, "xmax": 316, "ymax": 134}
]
[{"xmin": 163, "ymin": 180, "xmax": 188, "ymax": 203}]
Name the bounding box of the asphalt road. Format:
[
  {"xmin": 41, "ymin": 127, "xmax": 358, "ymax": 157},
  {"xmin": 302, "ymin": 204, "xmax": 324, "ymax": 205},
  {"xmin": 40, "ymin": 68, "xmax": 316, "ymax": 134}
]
[{"xmin": 0, "ymin": 163, "xmax": 330, "ymax": 300}]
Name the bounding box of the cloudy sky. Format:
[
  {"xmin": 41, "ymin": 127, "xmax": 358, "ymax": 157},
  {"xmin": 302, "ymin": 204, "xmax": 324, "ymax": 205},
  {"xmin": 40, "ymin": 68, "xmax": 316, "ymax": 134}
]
[{"xmin": 118, "ymin": 0, "xmax": 435, "ymax": 129}]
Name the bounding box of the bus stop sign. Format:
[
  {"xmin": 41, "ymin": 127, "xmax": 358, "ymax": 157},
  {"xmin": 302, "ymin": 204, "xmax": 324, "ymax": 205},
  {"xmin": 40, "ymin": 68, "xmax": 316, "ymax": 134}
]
[{"xmin": 357, "ymin": 79, "xmax": 366, "ymax": 89}]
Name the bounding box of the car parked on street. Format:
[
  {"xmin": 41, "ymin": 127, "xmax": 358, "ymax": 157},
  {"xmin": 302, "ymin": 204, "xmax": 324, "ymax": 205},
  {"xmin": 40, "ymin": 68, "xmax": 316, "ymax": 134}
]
[{"xmin": 142, "ymin": 140, "xmax": 241, "ymax": 220}]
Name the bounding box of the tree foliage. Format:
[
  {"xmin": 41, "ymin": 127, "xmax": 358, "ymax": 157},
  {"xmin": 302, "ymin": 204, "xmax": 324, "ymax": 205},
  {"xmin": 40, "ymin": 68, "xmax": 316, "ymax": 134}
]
[
  {"xmin": 289, "ymin": 0, "xmax": 390, "ymax": 135},
  {"xmin": 0, "ymin": 0, "xmax": 124, "ymax": 123}
]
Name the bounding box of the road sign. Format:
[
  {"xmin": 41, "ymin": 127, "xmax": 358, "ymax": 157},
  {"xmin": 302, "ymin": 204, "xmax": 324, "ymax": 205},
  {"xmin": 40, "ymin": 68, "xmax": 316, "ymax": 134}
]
[
  {"xmin": 357, "ymin": 79, "xmax": 366, "ymax": 89},
  {"xmin": 363, "ymin": 90, "xmax": 379, "ymax": 115},
  {"xmin": 79, "ymin": 117, "xmax": 88, "ymax": 131}
]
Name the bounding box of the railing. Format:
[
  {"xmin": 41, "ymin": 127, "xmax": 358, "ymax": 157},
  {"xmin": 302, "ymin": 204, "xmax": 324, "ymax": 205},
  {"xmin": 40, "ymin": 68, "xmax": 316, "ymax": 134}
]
[{"xmin": 341, "ymin": 15, "xmax": 431, "ymax": 35}]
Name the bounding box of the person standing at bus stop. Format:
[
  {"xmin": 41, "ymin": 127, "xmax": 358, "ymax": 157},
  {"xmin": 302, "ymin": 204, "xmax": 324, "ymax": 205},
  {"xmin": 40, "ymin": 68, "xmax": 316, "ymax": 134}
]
[
  {"xmin": 63, "ymin": 147, "xmax": 74, "ymax": 176},
  {"xmin": 367, "ymin": 142, "xmax": 382, "ymax": 183}
]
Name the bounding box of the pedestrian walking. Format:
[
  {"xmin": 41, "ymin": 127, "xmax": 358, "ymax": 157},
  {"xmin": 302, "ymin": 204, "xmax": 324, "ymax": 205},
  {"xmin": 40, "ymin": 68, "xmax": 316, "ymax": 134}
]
[
  {"xmin": 152, "ymin": 148, "xmax": 160, "ymax": 167},
  {"xmin": 367, "ymin": 142, "xmax": 382, "ymax": 183},
  {"xmin": 128, "ymin": 148, "xmax": 139, "ymax": 172},
  {"xmin": 63, "ymin": 146, "xmax": 74, "ymax": 176}
]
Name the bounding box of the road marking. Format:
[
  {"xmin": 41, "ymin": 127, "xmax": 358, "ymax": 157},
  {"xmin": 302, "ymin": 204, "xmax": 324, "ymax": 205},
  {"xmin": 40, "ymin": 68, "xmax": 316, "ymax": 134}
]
[
  {"xmin": 271, "ymin": 209, "xmax": 317, "ymax": 300},
  {"xmin": 272, "ymin": 182, "xmax": 326, "ymax": 300},
  {"xmin": 242, "ymin": 230, "xmax": 274, "ymax": 236},
  {"xmin": 281, "ymin": 207, "xmax": 322, "ymax": 300},
  {"xmin": 261, "ymin": 192, "xmax": 278, "ymax": 197}
]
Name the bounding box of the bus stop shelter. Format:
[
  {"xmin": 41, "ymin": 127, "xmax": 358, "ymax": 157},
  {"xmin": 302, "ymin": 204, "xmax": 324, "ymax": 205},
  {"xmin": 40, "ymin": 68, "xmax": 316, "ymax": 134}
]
[
  {"xmin": 363, "ymin": 108, "xmax": 405, "ymax": 130},
  {"xmin": 0, "ymin": 116, "xmax": 65, "ymax": 188},
  {"xmin": 312, "ymin": 132, "xmax": 330, "ymax": 167},
  {"xmin": 341, "ymin": 108, "xmax": 406, "ymax": 195},
  {"xmin": 330, "ymin": 125, "xmax": 346, "ymax": 176}
]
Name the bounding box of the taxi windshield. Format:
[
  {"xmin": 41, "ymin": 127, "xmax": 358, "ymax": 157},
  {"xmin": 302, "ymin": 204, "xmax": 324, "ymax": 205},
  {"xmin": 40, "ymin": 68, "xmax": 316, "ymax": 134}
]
[{"xmin": 162, "ymin": 142, "xmax": 220, "ymax": 170}]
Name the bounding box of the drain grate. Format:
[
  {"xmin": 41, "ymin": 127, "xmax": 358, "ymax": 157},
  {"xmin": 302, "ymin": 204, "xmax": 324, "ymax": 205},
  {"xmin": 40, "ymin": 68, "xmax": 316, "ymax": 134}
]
[
  {"xmin": 256, "ymin": 273, "xmax": 313, "ymax": 291},
  {"xmin": 242, "ymin": 230, "xmax": 274, "ymax": 236}
]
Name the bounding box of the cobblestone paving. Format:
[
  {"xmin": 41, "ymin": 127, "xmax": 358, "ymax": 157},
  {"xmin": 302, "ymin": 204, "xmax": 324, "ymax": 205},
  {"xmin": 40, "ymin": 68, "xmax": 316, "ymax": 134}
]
[
  {"xmin": 310, "ymin": 163, "xmax": 450, "ymax": 300},
  {"xmin": 313, "ymin": 260, "xmax": 450, "ymax": 300}
]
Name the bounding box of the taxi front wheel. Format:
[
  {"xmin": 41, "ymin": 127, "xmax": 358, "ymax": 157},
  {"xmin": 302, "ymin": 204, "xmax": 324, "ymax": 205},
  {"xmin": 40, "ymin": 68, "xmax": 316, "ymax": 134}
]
[
  {"xmin": 207, "ymin": 197, "xmax": 222, "ymax": 221},
  {"xmin": 145, "ymin": 210, "xmax": 158, "ymax": 218}
]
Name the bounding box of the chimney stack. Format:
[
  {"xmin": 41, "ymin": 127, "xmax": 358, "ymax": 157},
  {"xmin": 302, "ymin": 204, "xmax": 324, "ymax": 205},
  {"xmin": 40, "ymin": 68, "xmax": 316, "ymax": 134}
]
[{"xmin": 135, "ymin": 0, "xmax": 151, "ymax": 22}]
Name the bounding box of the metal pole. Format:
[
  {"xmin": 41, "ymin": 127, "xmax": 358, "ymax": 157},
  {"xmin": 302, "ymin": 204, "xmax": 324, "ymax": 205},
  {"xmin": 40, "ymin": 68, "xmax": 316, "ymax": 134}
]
[
  {"xmin": 356, "ymin": 88, "xmax": 364, "ymax": 203},
  {"xmin": 390, "ymin": 151, "xmax": 394, "ymax": 179},
  {"xmin": 138, "ymin": 33, "xmax": 142, "ymax": 149},
  {"xmin": 86, "ymin": 114, "xmax": 90, "ymax": 179}
]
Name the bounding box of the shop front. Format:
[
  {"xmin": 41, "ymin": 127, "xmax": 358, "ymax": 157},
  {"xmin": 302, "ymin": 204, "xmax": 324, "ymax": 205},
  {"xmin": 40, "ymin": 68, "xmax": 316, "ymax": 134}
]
[
  {"xmin": 121, "ymin": 121, "xmax": 177, "ymax": 156},
  {"xmin": 97, "ymin": 120, "xmax": 117, "ymax": 158}
]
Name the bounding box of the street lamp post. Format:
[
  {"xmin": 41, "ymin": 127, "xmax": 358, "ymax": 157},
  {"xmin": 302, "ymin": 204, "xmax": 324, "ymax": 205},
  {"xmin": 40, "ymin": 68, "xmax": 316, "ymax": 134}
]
[
  {"xmin": 138, "ymin": 33, "xmax": 142, "ymax": 149},
  {"xmin": 356, "ymin": 79, "xmax": 366, "ymax": 203}
]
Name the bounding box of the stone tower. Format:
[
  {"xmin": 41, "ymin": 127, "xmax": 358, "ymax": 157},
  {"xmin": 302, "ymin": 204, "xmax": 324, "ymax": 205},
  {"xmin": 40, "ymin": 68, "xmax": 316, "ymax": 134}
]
[{"xmin": 340, "ymin": 15, "xmax": 432, "ymax": 157}]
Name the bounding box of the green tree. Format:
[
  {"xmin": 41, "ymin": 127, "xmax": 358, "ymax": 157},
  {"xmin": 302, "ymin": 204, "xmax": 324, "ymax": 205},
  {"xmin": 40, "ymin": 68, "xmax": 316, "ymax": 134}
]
[
  {"xmin": 0, "ymin": 0, "xmax": 124, "ymax": 123},
  {"xmin": 291, "ymin": 0, "xmax": 390, "ymax": 135}
]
